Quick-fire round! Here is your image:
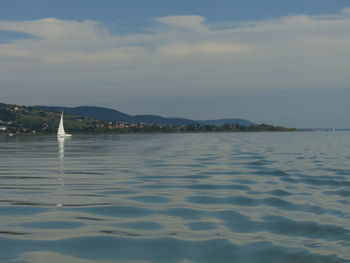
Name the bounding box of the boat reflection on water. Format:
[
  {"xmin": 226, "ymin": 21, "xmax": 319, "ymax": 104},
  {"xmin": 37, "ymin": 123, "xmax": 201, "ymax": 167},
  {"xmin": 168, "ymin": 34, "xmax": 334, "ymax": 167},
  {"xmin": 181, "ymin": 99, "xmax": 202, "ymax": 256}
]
[
  {"xmin": 57, "ymin": 136, "xmax": 68, "ymax": 207},
  {"xmin": 58, "ymin": 137, "xmax": 65, "ymax": 161}
]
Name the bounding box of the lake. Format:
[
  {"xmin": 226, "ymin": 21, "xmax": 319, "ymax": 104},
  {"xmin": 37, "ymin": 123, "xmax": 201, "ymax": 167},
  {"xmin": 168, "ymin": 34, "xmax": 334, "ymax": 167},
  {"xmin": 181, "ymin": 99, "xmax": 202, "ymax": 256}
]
[{"xmin": 0, "ymin": 132, "xmax": 349, "ymax": 263}]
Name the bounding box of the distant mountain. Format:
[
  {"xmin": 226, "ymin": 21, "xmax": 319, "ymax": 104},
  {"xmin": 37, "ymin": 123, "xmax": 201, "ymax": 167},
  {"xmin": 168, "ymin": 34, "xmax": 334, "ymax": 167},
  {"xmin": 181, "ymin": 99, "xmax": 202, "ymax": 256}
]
[
  {"xmin": 134, "ymin": 115, "xmax": 196, "ymax": 126},
  {"xmin": 35, "ymin": 106, "xmax": 132, "ymax": 122},
  {"xmin": 197, "ymin": 119, "xmax": 255, "ymax": 126},
  {"xmin": 34, "ymin": 105, "xmax": 254, "ymax": 126},
  {"xmin": 0, "ymin": 102, "xmax": 296, "ymax": 135},
  {"xmin": 34, "ymin": 106, "xmax": 197, "ymax": 126}
]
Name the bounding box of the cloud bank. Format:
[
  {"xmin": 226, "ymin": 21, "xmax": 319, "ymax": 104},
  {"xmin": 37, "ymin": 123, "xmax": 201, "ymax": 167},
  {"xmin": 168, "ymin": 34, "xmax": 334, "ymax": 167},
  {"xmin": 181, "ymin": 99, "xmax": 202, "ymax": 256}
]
[{"xmin": 0, "ymin": 9, "xmax": 349, "ymax": 127}]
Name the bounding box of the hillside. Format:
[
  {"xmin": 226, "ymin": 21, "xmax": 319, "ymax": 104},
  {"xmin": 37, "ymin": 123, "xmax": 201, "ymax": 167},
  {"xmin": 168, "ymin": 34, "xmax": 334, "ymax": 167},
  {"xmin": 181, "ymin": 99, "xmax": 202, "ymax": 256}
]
[
  {"xmin": 197, "ymin": 119, "xmax": 255, "ymax": 126},
  {"xmin": 35, "ymin": 105, "xmax": 198, "ymax": 125},
  {"xmin": 0, "ymin": 102, "xmax": 296, "ymax": 134},
  {"xmin": 34, "ymin": 105, "xmax": 252, "ymax": 126},
  {"xmin": 0, "ymin": 103, "xmax": 107, "ymax": 133},
  {"xmin": 35, "ymin": 106, "xmax": 133, "ymax": 122}
]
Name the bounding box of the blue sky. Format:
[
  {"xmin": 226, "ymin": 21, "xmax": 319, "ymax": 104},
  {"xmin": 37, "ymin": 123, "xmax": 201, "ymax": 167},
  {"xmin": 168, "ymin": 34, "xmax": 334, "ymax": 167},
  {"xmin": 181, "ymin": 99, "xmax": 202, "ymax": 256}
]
[
  {"xmin": 0, "ymin": 1, "xmax": 350, "ymax": 128},
  {"xmin": 1, "ymin": 0, "xmax": 349, "ymax": 23}
]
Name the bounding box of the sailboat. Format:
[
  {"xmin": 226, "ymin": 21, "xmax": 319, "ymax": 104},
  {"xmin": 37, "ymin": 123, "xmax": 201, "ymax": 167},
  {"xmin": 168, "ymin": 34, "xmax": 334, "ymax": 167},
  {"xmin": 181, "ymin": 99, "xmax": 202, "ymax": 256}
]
[{"xmin": 57, "ymin": 112, "xmax": 72, "ymax": 138}]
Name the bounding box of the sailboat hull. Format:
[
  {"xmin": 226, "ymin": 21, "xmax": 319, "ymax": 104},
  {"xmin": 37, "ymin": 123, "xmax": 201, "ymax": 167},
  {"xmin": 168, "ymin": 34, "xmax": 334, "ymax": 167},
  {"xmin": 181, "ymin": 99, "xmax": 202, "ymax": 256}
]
[{"xmin": 57, "ymin": 134, "xmax": 72, "ymax": 138}]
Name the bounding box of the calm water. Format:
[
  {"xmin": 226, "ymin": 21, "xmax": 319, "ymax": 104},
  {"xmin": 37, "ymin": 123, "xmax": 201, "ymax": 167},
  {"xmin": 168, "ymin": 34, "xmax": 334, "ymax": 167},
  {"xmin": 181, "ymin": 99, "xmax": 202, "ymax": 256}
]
[{"xmin": 0, "ymin": 132, "xmax": 349, "ymax": 263}]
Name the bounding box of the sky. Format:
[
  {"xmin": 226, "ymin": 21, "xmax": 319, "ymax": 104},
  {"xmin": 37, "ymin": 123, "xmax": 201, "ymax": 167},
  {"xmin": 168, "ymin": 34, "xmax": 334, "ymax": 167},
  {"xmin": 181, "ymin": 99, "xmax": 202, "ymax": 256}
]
[{"xmin": 0, "ymin": 0, "xmax": 349, "ymax": 128}]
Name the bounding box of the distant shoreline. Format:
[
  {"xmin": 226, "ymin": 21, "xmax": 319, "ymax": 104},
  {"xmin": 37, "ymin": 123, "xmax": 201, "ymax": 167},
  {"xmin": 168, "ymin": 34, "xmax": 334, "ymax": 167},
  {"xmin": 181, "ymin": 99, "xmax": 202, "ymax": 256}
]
[
  {"xmin": 1, "ymin": 102, "xmax": 296, "ymax": 134},
  {"xmin": 0, "ymin": 130, "xmax": 301, "ymax": 137}
]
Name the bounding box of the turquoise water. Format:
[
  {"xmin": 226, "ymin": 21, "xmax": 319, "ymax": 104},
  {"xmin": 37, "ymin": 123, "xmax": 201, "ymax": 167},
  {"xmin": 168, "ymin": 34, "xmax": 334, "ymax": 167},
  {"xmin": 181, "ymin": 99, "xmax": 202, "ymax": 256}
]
[{"xmin": 0, "ymin": 132, "xmax": 349, "ymax": 263}]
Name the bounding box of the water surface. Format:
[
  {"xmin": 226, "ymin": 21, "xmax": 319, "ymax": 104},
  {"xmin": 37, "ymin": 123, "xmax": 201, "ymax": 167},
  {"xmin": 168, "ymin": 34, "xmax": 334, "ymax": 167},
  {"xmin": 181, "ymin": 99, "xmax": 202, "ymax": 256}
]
[{"xmin": 0, "ymin": 132, "xmax": 349, "ymax": 262}]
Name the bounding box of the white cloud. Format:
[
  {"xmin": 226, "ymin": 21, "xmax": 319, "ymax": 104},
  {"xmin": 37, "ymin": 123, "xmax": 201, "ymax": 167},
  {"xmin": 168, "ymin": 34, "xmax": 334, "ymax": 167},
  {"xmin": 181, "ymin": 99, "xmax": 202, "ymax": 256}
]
[
  {"xmin": 158, "ymin": 42, "xmax": 252, "ymax": 57},
  {"xmin": 341, "ymin": 7, "xmax": 350, "ymax": 14},
  {"xmin": 0, "ymin": 18, "xmax": 102, "ymax": 40},
  {"xmin": 155, "ymin": 15, "xmax": 207, "ymax": 31}
]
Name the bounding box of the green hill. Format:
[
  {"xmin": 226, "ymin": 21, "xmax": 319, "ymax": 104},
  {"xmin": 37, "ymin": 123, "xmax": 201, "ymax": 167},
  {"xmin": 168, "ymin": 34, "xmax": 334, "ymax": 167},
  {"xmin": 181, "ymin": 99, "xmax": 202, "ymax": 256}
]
[
  {"xmin": 0, "ymin": 103, "xmax": 103, "ymax": 134},
  {"xmin": 0, "ymin": 102, "xmax": 296, "ymax": 134},
  {"xmin": 34, "ymin": 105, "xmax": 198, "ymax": 126}
]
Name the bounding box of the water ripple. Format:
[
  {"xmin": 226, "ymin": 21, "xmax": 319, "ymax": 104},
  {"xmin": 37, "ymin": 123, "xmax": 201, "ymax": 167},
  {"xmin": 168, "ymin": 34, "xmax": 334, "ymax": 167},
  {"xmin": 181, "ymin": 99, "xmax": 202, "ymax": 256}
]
[{"xmin": 1, "ymin": 133, "xmax": 350, "ymax": 262}]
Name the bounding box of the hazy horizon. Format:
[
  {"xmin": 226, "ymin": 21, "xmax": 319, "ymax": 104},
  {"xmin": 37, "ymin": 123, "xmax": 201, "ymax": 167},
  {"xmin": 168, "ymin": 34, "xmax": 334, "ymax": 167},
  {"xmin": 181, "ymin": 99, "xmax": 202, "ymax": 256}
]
[{"xmin": 1, "ymin": 0, "xmax": 349, "ymax": 128}]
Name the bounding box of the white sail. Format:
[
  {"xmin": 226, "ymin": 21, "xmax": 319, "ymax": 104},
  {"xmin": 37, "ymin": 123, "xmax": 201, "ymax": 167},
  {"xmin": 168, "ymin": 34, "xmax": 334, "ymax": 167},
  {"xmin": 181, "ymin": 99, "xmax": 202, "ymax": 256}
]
[
  {"xmin": 57, "ymin": 113, "xmax": 72, "ymax": 137},
  {"xmin": 58, "ymin": 113, "xmax": 66, "ymax": 136}
]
